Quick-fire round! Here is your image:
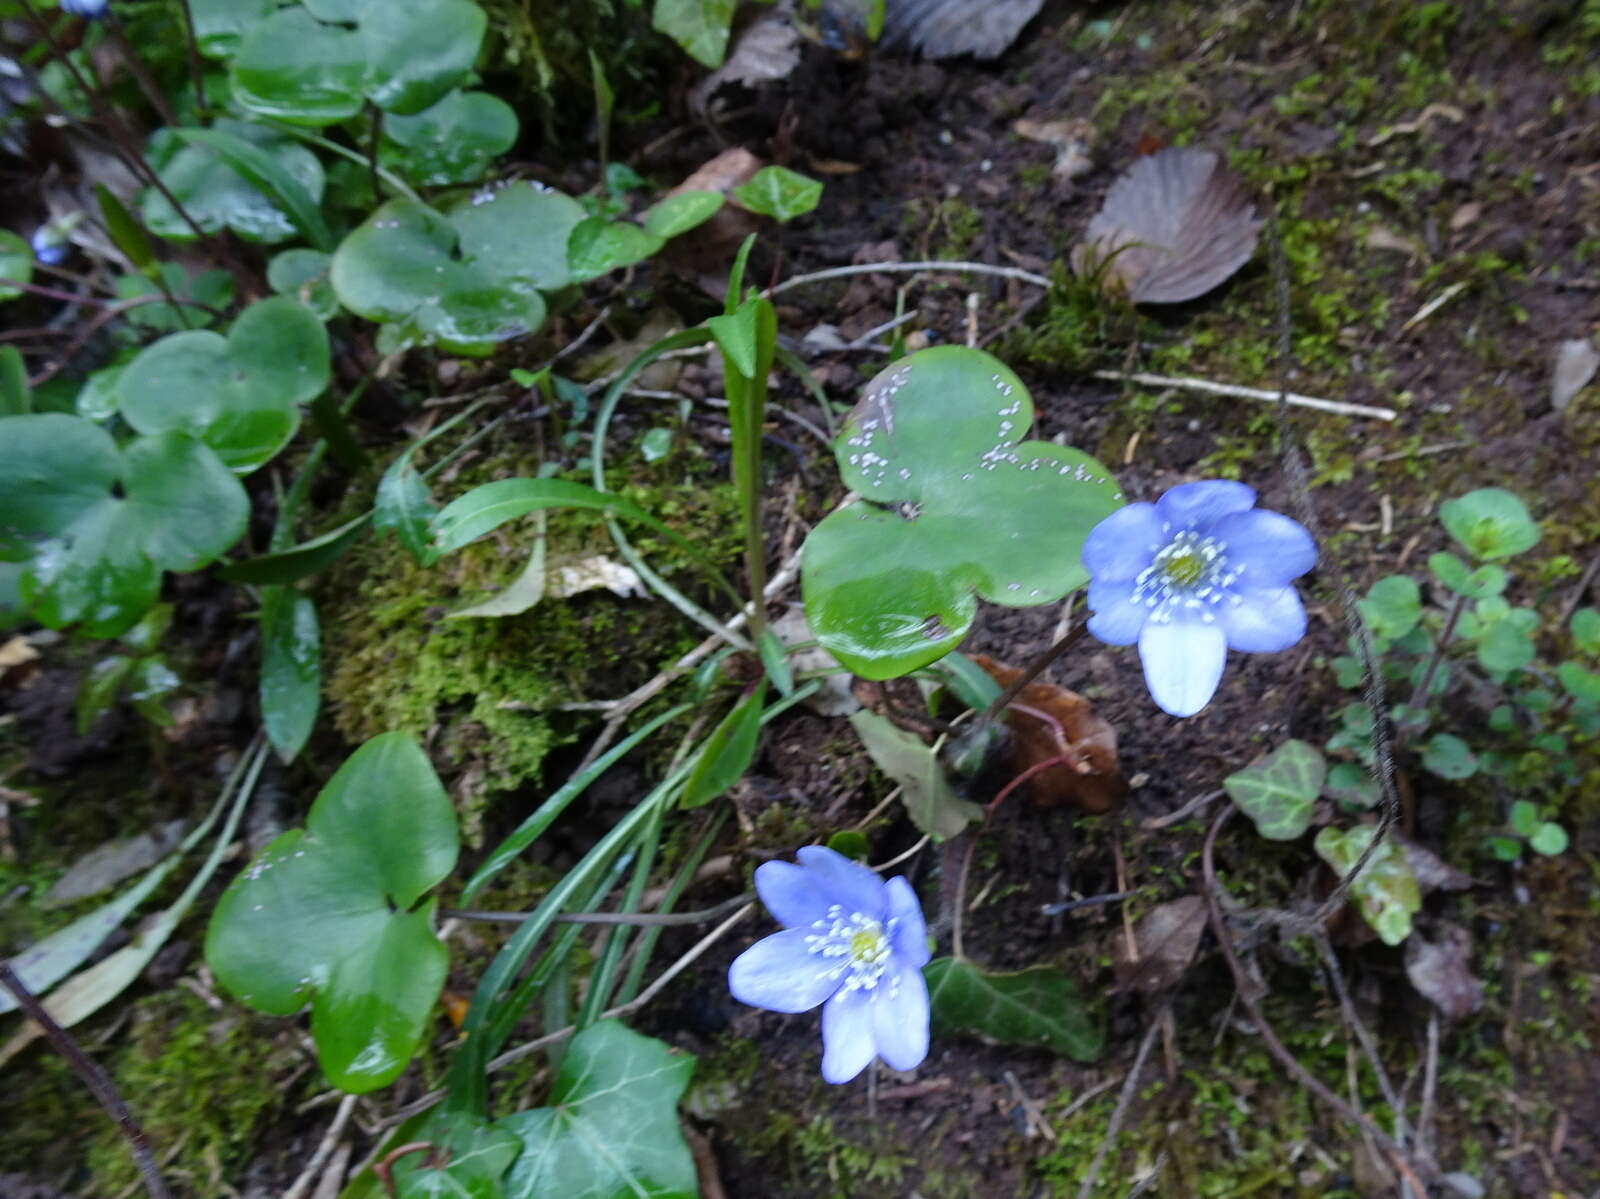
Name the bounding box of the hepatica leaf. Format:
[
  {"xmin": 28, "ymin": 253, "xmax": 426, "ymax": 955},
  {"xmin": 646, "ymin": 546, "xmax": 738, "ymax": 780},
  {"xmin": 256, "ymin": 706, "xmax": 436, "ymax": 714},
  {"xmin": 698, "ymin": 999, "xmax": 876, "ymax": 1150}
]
[
  {"xmin": 1223, "ymin": 739, "xmax": 1324, "ymax": 840},
  {"xmin": 0, "ymin": 414, "xmax": 247, "ymax": 637},
  {"xmin": 232, "ymin": 0, "xmax": 485, "ymax": 124},
  {"xmin": 205, "ymin": 732, "xmax": 457, "ymax": 1094},
  {"xmin": 924, "ymin": 957, "xmax": 1102, "ymax": 1062},
  {"xmin": 332, "ymin": 186, "xmax": 583, "ymax": 355},
  {"xmin": 382, "ymin": 89, "xmax": 518, "ymax": 187},
  {"xmin": 143, "ymin": 119, "xmax": 324, "ymax": 245},
  {"xmin": 116, "ymin": 297, "xmax": 328, "ymax": 474},
  {"xmin": 1313, "ymin": 825, "xmax": 1420, "ymax": 947},
  {"xmin": 802, "ymin": 347, "xmax": 1123, "ymax": 679},
  {"xmin": 500, "ymin": 1020, "xmax": 696, "ymax": 1199}
]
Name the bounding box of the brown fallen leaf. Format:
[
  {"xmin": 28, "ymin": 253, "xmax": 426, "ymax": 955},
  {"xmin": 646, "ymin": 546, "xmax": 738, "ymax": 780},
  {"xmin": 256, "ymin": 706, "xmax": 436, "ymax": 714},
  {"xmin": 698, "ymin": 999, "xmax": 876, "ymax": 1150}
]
[
  {"xmin": 691, "ymin": 13, "xmax": 802, "ymax": 113},
  {"xmin": 1074, "ymin": 147, "xmax": 1263, "ymax": 304},
  {"xmin": 1013, "ymin": 116, "xmax": 1095, "ymax": 183},
  {"xmin": 973, "ymin": 654, "xmax": 1125, "ymax": 812},
  {"xmin": 1404, "ymin": 922, "xmax": 1484, "ymax": 1019},
  {"xmin": 659, "ymin": 148, "xmax": 766, "ymax": 297},
  {"xmin": 876, "ymin": 0, "xmax": 1045, "ymax": 59},
  {"xmin": 1112, "ymin": 895, "xmax": 1207, "ymax": 993},
  {"xmin": 1396, "ymin": 834, "xmax": 1475, "ymax": 894}
]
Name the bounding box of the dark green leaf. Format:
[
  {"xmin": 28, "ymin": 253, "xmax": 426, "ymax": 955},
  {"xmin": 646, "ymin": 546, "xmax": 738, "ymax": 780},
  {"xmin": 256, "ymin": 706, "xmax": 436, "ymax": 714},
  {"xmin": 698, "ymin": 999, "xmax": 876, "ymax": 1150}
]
[
  {"xmin": 76, "ymin": 656, "xmax": 134, "ymax": 735},
  {"xmin": 392, "ymin": 1109, "xmax": 520, "ymax": 1198},
  {"xmin": 1323, "ymin": 761, "xmax": 1380, "ymax": 808},
  {"xmin": 1222, "ymin": 739, "xmax": 1324, "ymax": 840},
  {"xmin": 267, "ymin": 248, "xmax": 339, "ymax": 320},
  {"xmin": 825, "ymin": 830, "xmax": 869, "ymax": 861},
  {"xmin": 1571, "ymin": 608, "xmax": 1600, "ymax": 656},
  {"xmin": 189, "ymin": 0, "xmax": 275, "ymax": 58},
  {"xmin": 217, "ymin": 513, "xmax": 371, "ymax": 585},
  {"xmin": 169, "ymin": 124, "xmax": 333, "ymax": 250},
  {"xmin": 260, "ymin": 587, "xmax": 320, "ymax": 763},
  {"xmin": 566, "ymin": 217, "xmax": 664, "ymax": 283},
  {"xmin": 0, "ymin": 346, "xmax": 29, "ymax": 416},
  {"xmin": 500, "ymin": 1021, "xmax": 696, "ymax": 1199},
  {"xmin": 924, "ymin": 957, "xmax": 1101, "ymax": 1061},
  {"xmin": 681, "ymin": 683, "xmax": 766, "ymax": 809},
  {"xmin": 95, "ymin": 184, "xmax": 156, "ymax": 273},
  {"xmin": 0, "ymin": 230, "xmax": 32, "ymax": 302},
  {"xmin": 756, "ymin": 628, "xmax": 794, "ymax": 695}
]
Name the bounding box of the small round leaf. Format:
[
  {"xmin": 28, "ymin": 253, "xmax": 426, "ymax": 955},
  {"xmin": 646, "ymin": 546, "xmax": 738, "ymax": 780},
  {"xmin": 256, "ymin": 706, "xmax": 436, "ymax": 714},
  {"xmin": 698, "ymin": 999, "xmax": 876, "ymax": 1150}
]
[{"xmin": 1439, "ymin": 488, "xmax": 1541, "ymax": 561}]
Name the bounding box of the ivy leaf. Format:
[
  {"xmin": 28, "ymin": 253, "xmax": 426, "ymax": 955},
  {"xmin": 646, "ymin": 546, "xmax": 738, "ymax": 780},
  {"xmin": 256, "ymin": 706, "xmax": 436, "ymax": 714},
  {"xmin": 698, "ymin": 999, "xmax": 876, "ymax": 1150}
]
[
  {"xmin": 567, "ymin": 217, "xmax": 664, "ymax": 283},
  {"xmin": 848, "ymin": 710, "xmax": 981, "ymax": 840},
  {"xmin": 0, "ymin": 415, "xmax": 247, "ymax": 637},
  {"xmin": 1313, "ymin": 826, "xmax": 1420, "ymax": 946},
  {"xmin": 802, "ymin": 347, "xmax": 1122, "ymax": 679},
  {"xmin": 500, "ymin": 1021, "xmax": 696, "ymax": 1199},
  {"xmin": 205, "ymin": 733, "xmax": 457, "ymax": 1093},
  {"xmin": 1438, "ymin": 488, "xmax": 1541, "ymax": 562},
  {"xmin": 1222, "ymin": 739, "xmax": 1324, "ymax": 840},
  {"xmin": 392, "ymin": 1110, "xmax": 520, "ymax": 1199},
  {"xmin": 731, "ymin": 165, "xmax": 823, "ymax": 223},
  {"xmin": 640, "ymin": 190, "xmax": 724, "ymax": 239},
  {"xmin": 382, "ymin": 90, "xmax": 518, "ymax": 187},
  {"xmin": 924, "ymin": 957, "xmax": 1101, "ymax": 1061},
  {"xmin": 117, "ymin": 297, "xmax": 328, "ymax": 473},
  {"xmin": 651, "ymin": 0, "xmax": 738, "ymax": 67}
]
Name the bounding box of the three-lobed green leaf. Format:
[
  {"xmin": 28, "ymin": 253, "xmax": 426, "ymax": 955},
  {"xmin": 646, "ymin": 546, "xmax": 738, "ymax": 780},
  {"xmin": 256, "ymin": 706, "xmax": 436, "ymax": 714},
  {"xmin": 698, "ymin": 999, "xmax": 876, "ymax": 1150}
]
[
  {"xmin": 1222, "ymin": 739, "xmax": 1324, "ymax": 840},
  {"xmin": 1313, "ymin": 826, "xmax": 1420, "ymax": 946}
]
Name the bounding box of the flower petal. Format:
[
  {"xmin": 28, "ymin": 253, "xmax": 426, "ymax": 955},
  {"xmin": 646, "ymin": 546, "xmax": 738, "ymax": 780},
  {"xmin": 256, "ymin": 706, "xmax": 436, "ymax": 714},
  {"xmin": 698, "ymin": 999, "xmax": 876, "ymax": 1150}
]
[
  {"xmin": 754, "ymin": 860, "xmax": 832, "ymax": 929},
  {"xmin": 728, "ymin": 928, "xmax": 841, "ymax": 1014},
  {"xmin": 1138, "ymin": 617, "xmax": 1227, "ymax": 716},
  {"xmin": 1081, "ymin": 503, "xmax": 1164, "ymax": 582},
  {"xmin": 1211, "ymin": 509, "xmax": 1317, "ymax": 586},
  {"xmin": 870, "ymin": 958, "xmax": 930, "ymax": 1072},
  {"xmin": 884, "ymin": 877, "xmax": 930, "ymax": 967},
  {"xmin": 1086, "ymin": 578, "xmax": 1148, "ymax": 646},
  {"xmin": 820, "ymin": 988, "xmax": 876, "ymax": 1083},
  {"xmin": 1155, "ymin": 480, "xmax": 1256, "ymax": 531},
  {"xmin": 795, "ymin": 845, "xmax": 887, "ymax": 921},
  {"xmin": 1219, "ymin": 585, "xmax": 1307, "ymax": 653}
]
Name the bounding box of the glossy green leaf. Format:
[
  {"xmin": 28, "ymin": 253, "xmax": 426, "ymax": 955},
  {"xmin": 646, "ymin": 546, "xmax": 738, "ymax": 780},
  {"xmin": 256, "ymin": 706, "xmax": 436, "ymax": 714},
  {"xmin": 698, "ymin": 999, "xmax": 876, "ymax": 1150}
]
[
  {"xmin": 825, "ymin": 830, "xmax": 870, "ymax": 860},
  {"xmin": 189, "ymin": 0, "xmax": 275, "ymax": 58},
  {"xmin": 500, "ymin": 1021, "xmax": 696, "ymax": 1199},
  {"xmin": 260, "ymin": 586, "xmax": 320, "ymax": 763},
  {"xmin": 567, "ymin": 217, "xmax": 664, "ymax": 283},
  {"xmin": 849, "ymin": 709, "xmax": 981, "ymax": 840},
  {"xmin": 640, "ymin": 190, "xmax": 723, "ymax": 239},
  {"xmin": 924, "ymin": 957, "xmax": 1101, "ymax": 1062},
  {"xmin": 1422, "ymin": 732, "xmax": 1476, "ymax": 780},
  {"xmin": 1313, "ymin": 826, "xmax": 1420, "ymax": 947},
  {"xmin": 268, "ymin": 248, "xmax": 339, "ymax": 320},
  {"xmin": 1571, "ymin": 608, "xmax": 1600, "ymax": 656},
  {"xmin": 76, "ymin": 655, "xmax": 134, "ymax": 735},
  {"xmin": 707, "ymin": 303, "xmax": 760, "ymax": 379},
  {"xmin": 681, "ymin": 682, "xmax": 766, "ymax": 809},
  {"xmin": 0, "ymin": 230, "xmax": 32, "ymax": 302},
  {"xmin": 218, "ymin": 513, "xmax": 371, "ymax": 585},
  {"xmin": 95, "ymin": 184, "xmax": 156, "ymax": 273},
  {"xmin": 232, "ymin": 0, "xmax": 484, "ymax": 124},
  {"xmin": 383, "ymin": 90, "xmax": 518, "ymax": 187},
  {"xmin": 651, "ymin": 0, "xmax": 737, "ymax": 66},
  {"xmin": 374, "ymin": 454, "xmax": 440, "ymax": 567},
  {"xmin": 1356, "ymin": 575, "xmax": 1420, "ymax": 640},
  {"xmin": 391, "ymin": 1110, "xmax": 520, "ymax": 1199},
  {"xmin": 0, "ymin": 415, "xmax": 247, "ymax": 637},
  {"xmin": 1439, "ymin": 488, "xmax": 1540, "ymax": 562},
  {"xmin": 731, "ymin": 164, "xmax": 823, "ymax": 223},
  {"xmin": 1222, "ymin": 739, "xmax": 1324, "ymax": 840},
  {"xmin": 756, "ymin": 627, "xmax": 794, "ymax": 695},
  {"xmin": 171, "ymin": 125, "xmax": 335, "ymax": 251},
  {"xmin": 116, "ymin": 263, "xmax": 233, "ymax": 333},
  {"xmin": 206, "ymin": 733, "xmax": 457, "ymax": 1093},
  {"xmin": 449, "ymin": 183, "xmax": 587, "ymax": 294},
  {"xmin": 330, "ymin": 197, "xmax": 552, "ymax": 356},
  {"xmin": 0, "ymin": 345, "xmax": 28, "ymax": 416},
  {"xmin": 117, "ymin": 297, "xmax": 327, "ymax": 474},
  {"xmin": 431, "ymin": 478, "xmax": 679, "ymax": 556},
  {"xmin": 802, "ymin": 347, "xmax": 1123, "ymax": 679}
]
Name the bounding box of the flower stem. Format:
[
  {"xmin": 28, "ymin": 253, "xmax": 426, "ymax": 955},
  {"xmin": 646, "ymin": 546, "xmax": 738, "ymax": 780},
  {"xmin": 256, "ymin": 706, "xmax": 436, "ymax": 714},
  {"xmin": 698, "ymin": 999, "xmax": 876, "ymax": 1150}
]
[
  {"xmin": 1405, "ymin": 590, "xmax": 1466, "ymax": 727},
  {"xmin": 979, "ymin": 619, "xmax": 1088, "ymax": 725}
]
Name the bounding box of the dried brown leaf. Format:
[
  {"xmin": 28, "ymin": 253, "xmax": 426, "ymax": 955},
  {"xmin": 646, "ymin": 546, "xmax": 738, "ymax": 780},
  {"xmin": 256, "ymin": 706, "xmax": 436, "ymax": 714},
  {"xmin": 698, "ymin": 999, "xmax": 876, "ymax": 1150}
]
[
  {"xmin": 1075, "ymin": 147, "xmax": 1263, "ymax": 304},
  {"xmin": 1396, "ymin": 834, "xmax": 1475, "ymax": 895},
  {"xmin": 1112, "ymin": 895, "xmax": 1207, "ymax": 993},
  {"xmin": 973, "ymin": 655, "xmax": 1125, "ymax": 812},
  {"xmin": 1404, "ymin": 922, "xmax": 1484, "ymax": 1019},
  {"xmin": 690, "ymin": 14, "xmax": 802, "ymax": 111},
  {"xmin": 879, "ymin": 0, "xmax": 1045, "ymax": 60}
]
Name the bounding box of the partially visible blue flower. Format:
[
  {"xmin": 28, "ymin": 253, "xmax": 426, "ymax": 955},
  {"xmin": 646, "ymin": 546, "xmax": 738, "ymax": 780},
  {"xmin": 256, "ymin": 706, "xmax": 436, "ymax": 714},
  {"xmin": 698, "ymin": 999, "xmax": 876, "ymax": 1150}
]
[
  {"xmin": 30, "ymin": 224, "xmax": 68, "ymax": 266},
  {"xmin": 729, "ymin": 845, "xmax": 930, "ymax": 1084},
  {"xmin": 60, "ymin": 0, "xmax": 110, "ymax": 17},
  {"xmin": 1082, "ymin": 479, "xmax": 1316, "ymax": 717}
]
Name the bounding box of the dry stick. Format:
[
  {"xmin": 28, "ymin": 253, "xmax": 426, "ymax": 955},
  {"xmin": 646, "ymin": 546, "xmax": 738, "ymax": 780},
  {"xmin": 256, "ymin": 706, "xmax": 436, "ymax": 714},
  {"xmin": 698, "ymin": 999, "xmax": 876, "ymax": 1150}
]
[
  {"xmin": 1557, "ymin": 549, "xmax": 1600, "ymax": 626},
  {"xmin": 1315, "ymin": 935, "xmax": 1410, "ymax": 1146},
  {"xmin": 1122, "ymin": 1151, "xmax": 1170, "ymax": 1199},
  {"xmin": 0, "ymin": 964, "xmax": 173, "ymax": 1199},
  {"xmin": 763, "ymin": 259, "xmax": 1052, "ymax": 300},
  {"xmin": 1419, "ymin": 1011, "xmax": 1440, "ymax": 1159},
  {"xmin": 948, "ymin": 833, "xmax": 979, "ymax": 960},
  {"xmin": 1089, "ymin": 369, "xmax": 1396, "ymax": 421},
  {"xmin": 1141, "ymin": 788, "xmax": 1224, "ymax": 831},
  {"xmin": 1199, "ymin": 806, "xmax": 1437, "ymax": 1185},
  {"xmin": 1073, "ymin": 1003, "xmax": 1166, "ymax": 1199},
  {"xmin": 380, "ymin": 902, "xmax": 757, "ymax": 1130},
  {"xmin": 1407, "ymin": 591, "xmax": 1466, "ymax": 716},
  {"xmin": 281, "ymin": 1093, "xmax": 358, "ymax": 1199}
]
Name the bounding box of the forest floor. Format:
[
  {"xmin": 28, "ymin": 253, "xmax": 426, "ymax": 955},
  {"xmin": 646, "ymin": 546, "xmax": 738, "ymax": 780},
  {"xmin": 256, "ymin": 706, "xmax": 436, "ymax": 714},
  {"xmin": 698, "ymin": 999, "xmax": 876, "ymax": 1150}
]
[{"xmin": 3, "ymin": 0, "xmax": 1599, "ymax": 1196}]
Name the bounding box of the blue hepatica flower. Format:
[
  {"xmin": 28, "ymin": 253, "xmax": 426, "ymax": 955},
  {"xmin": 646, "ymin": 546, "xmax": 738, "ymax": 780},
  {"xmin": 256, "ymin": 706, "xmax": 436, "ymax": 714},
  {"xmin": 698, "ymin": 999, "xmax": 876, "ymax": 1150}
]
[
  {"xmin": 30, "ymin": 224, "xmax": 69, "ymax": 266},
  {"xmin": 1082, "ymin": 479, "xmax": 1316, "ymax": 717},
  {"xmin": 728, "ymin": 845, "xmax": 930, "ymax": 1084},
  {"xmin": 60, "ymin": 0, "xmax": 110, "ymax": 17}
]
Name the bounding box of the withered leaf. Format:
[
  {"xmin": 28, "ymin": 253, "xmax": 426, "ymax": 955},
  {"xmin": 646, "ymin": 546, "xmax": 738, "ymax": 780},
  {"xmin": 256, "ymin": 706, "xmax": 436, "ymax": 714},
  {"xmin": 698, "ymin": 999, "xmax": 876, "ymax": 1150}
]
[
  {"xmin": 1075, "ymin": 147, "xmax": 1263, "ymax": 304},
  {"xmin": 1396, "ymin": 834, "xmax": 1476, "ymax": 895},
  {"xmin": 879, "ymin": 0, "xmax": 1045, "ymax": 60},
  {"xmin": 1551, "ymin": 337, "xmax": 1599, "ymax": 413},
  {"xmin": 1113, "ymin": 895, "xmax": 1207, "ymax": 993},
  {"xmin": 690, "ymin": 14, "xmax": 802, "ymax": 111},
  {"xmin": 974, "ymin": 654, "xmax": 1125, "ymax": 812},
  {"xmin": 1404, "ymin": 922, "xmax": 1484, "ymax": 1019}
]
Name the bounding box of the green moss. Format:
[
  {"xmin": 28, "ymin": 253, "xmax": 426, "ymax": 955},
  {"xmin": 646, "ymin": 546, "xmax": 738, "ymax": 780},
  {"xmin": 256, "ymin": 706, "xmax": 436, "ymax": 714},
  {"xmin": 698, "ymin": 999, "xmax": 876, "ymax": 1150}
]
[{"xmin": 901, "ymin": 197, "xmax": 986, "ymax": 261}]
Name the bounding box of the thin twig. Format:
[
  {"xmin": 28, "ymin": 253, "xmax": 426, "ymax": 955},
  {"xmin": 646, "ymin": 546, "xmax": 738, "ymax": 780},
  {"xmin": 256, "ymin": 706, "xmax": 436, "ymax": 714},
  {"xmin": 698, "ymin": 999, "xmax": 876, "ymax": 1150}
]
[
  {"xmin": 281, "ymin": 1094, "xmax": 357, "ymax": 1199},
  {"xmin": 764, "ymin": 259, "xmax": 1053, "ymax": 299},
  {"xmin": 1073, "ymin": 1004, "xmax": 1166, "ymax": 1199},
  {"xmin": 0, "ymin": 964, "xmax": 172, "ymax": 1199},
  {"xmin": 1419, "ymin": 1011, "xmax": 1440, "ymax": 1159},
  {"xmin": 1557, "ymin": 550, "xmax": 1600, "ymax": 626},
  {"xmin": 1316, "ymin": 935, "xmax": 1409, "ymax": 1144},
  {"xmin": 1092, "ymin": 369, "xmax": 1397, "ymax": 421},
  {"xmin": 1141, "ymin": 788, "xmax": 1224, "ymax": 830},
  {"xmin": 1122, "ymin": 1151, "xmax": 1169, "ymax": 1199}
]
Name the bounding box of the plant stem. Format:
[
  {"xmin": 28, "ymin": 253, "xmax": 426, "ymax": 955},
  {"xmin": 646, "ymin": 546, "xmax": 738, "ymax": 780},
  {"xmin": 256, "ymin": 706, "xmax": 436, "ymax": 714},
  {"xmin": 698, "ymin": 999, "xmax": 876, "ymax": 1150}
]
[
  {"xmin": 171, "ymin": 0, "xmax": 209, "ymax": 118},
  {"xmin": 105, "ymin": 10, "xmax": 179, "ymax": 127},
  {"xmin": 0, "ymin": 964, "xmax": 173, "ymax": 1199},
  {"xmin": 266, "ymin": 121, "xmax": 422, "ymax": 204},
  {"xmin": 1406, "ymin": 591, "xmax": 1466, "ymax": 723},
  {"xmin": 980, "ymin": 620, "xmax": 1088, "ymax": 726},
  {"xmin": 366, "ymin": 103, "xmax": 383, "ymax": 205}
]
